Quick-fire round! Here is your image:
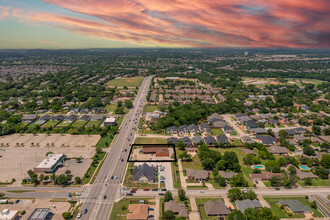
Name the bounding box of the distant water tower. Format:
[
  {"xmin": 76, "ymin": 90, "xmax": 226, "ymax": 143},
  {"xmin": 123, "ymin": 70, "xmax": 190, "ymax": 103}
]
[{"xmin": 244, "ymin": 51, "xmax": 248, "ymax": 56}]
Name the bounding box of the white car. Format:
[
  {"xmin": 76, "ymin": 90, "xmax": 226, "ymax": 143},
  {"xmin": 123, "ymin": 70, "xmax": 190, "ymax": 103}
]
[
  {"xmin": 77, "ymin": 211, "xmax": 82, "ymax": 218},
  {"xmin": 199, "ymin": 190, "xmax": 205, "ymax": 193}
]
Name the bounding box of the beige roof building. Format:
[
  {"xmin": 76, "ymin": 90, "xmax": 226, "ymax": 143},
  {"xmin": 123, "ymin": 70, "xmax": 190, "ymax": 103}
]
[
  {"xmin": 164, "ymin": 200, "xmax": 189, "ymax": 218},
  {"xmin": 126, "ymin": 204, "xmax": 149, "ymax": 220}
]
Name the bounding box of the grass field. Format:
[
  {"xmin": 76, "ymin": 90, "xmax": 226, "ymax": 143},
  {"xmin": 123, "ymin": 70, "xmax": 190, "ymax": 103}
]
[
  {"xmin": 42, "ymin": 120, "xmax": 59, "ymax": 128},
  {"xmin": 171, "ymin": 162, "xmax": 181, "ymax": 189},
  {"xmin": 144, "ymin": 105, "xmax": 163, "ymax": 112},
  {"xmin": 231, "ymin": 139, "xmax": 243, "ymax": 146},
  {"xmin": 54, "ymin": 120, "xmax": 73, "ymax": 128},
  {"xmin": 71, "ymin": 120, "xmax": 87, "ymax": 128},
  {"xmin": 85, "ymin": 120, "xmax": 101, "ymax": 128},
  {"xmin": 181, "ymin": 154, "xmax": 204, "ymax": 170},
  {"xmin": 106, "ymin": 76, "xmax": 144, "ymax": 88},
  {"xmin": 298, "ymin": 178, "xmax": 330, "ymax": 187},
  {"xmin": 83, "ymin": 151, "xmax": 106, "ymax": 184},
  {"xmin": 134, "ymin": 137, "xmax": 166, "ymax": 145},
  {"xmin": 264, "ymin": 196, "xmax": 323, "ymax": 218},
  {"xmin": 187, "ymin": 185, "xmax": 208, "ymax": 190},
  {"xmin": 211, "ymin": 128, "xmax": 224, "ymax": 135},
  {"xmin": 105, "ymin": 104, "xmax": 117, "ymax": 112}
]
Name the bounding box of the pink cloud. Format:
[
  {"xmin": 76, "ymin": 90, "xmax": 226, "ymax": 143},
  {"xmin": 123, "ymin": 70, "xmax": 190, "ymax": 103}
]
[{"xmin": 2, "ymin": 0, "xmax": 330, "ymax": 47}]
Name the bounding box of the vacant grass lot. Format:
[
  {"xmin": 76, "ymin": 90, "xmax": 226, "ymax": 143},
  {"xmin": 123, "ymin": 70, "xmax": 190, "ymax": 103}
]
[
  {"xmin": 144, "ymin": 105, "xmax": 163, "ymax": 112},
  {"xmin": 106, "ymin": 76, "xmax": 144, "ymax": 88},
  {"xmin": 181, "ymin": 154, "xmax": 203, "ymax": 170},
  {"xmin": 298, "ymin": 178, "xmax": 330, "ymax": 187},
  {"xmin": 263, "ymin": 196, "xmax": 323, "ymax": 218},
  {"xmin": 86, "ymin": 120, "xmax": 101, "ymax": 128},
  {"xmin": 211, "ymin": 128, "xmax": 224, "ymax": 135},
  {"xmin": 105, "ymin": 104, "xmax": 117, "ymax": 112},
  {"xmin": 134, "ymin": 137, "xmax": 166, "ymax": 145}
]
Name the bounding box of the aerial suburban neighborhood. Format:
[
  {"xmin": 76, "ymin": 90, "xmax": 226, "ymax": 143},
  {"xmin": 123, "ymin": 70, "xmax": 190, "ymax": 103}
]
[{"xmin": 0, "ymin": 48, "xmax": 329, "ymax": 220}]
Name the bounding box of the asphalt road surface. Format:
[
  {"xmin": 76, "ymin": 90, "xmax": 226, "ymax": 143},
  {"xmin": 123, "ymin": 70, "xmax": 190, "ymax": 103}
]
[{"xmin": 79, "ymin": 76, "xmax": 152, "ymax": 220}]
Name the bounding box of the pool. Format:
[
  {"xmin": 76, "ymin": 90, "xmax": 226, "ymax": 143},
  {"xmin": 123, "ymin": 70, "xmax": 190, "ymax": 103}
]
[
  {"xmin": 299, "ymin": 165, "xmax": 310, "ymax": 170},
  {"xmin": 35, "ymin": 121, "xmax": 43, "ymax": 124},
  {"xmin": 254, "ymin": 165, "xmax": 264, "ymax": 169}
]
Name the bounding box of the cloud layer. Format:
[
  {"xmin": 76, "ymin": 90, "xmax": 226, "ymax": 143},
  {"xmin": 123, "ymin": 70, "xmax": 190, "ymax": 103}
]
[{"xmin": 1, "ymin": 0, "xmax": 330, "ymax": 47}]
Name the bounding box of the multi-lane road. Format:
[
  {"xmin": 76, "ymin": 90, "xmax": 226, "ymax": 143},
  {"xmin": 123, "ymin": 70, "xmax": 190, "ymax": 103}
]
[{"xmin": 79, "ymin": 76, "xmax": 152, "ymax": 220}]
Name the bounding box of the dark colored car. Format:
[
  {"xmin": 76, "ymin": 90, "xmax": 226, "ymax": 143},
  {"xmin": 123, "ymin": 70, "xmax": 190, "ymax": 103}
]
[
  {"xmin": 159, "ymin": 193, "xmax": 164, "ymax": 196},
  {"xmin": 104, "ymin": 195, "xmax": 107, "ymax": 199},
  {"xmin": 275, "ymin": 187, "xmax": 280, "ymax": 190},
  {"xmin": 161, "ymin": 188, "xmax": 167, "ymax": 191},
  {"xmin": 126, "ymin": 193, "xmax": 133, "ymax": 196},
  {"xmin": 15, "ymin": 200, "xmax": 20, "ymax": 204},
  {"xmin": 152, "ymin": 188, "xmax": 158, "ymax": 191},
  {"xmin": 84, "ymin": 209, "xmax": 88, "ymax": 214}
]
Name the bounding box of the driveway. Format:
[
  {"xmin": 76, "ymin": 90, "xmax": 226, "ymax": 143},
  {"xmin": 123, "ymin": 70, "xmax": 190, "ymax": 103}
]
[{"xmin": 158, "ymin": 162, "xmax": 173, "ymax": 190}]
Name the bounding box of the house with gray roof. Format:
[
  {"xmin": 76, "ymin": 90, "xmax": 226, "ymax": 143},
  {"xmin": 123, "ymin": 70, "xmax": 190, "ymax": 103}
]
[
  {"xmin": 238, "ymin": 116, "xmax": 252, "ymax": 123},
  {"xmin": 166, "ymin": 137, "xmax": 178, "ymax": 145},
  {"xmin": 39, "ymin": 115, "xmax": 51, "ymax": 122},
  {"xmin": 192, "ymin": 136, "xmax": 204, "ymax": 145},
  {"xmin": 164, "ymin": 200, "xmax": 189, "ymax": 218},
  {"xmin": 212, "ymin": 120, "xmax": 227, "ymax": 128},
  {"xmin": 66, "ymin": 115, "xmax": 78, "ymax": 122},
  {"xmin": 208, "ymin": 118, "xmax": 223, "ymax": 125},
  {"xmin": 236, "ymin": 199, "xmax": 263, "ymax": 212},
  {"xmin": 180, "ymin": 136, "xmax": 192, "ymax": 147},
  {"xmin": 51, "ymin": 115, "xmax": 65, "ymax": 121},
  {"xmin": 296, "ymin": 170, "xmax": 317, "ymax": 180},
  {"xmin": 222, "ymin": 125, "xmax": 234, "ymax": 134},
  {"xmin": 188, "ymin": 124, "xmax": 200, "ymax": 134},
  {"xmin": 133, "ymin": 163, "xmax": 156, "ymax": 183},
  {"xmin": 216, "ymin": 134, "xmax": 228, "ymax": 144},
  {"xmin": 90, "ymin": 114, "xmax": 104, "ymax": 121},
  {"xmin": 79, "ymin": 115, "xmax": 90, "ymax": 121},
  {"xmin": 204, "ymin": 136, "xmax": 217, "ymax": 146},
  {"xmin": 255, "ymin": 135, "xmax": 277, "ymax": 145},
  {"xmin": 245, "ymin": 120, "xmax": 259, "ymax": 129},
  {"xmin": 22, "ymin": 114, "xmax": 38, "ymax": 122},
  {"xmin": 200, "ymin": 123, "xmax": 211, "ymax": 134},
  {"xmin": 218, "ymin": 171, "xmax": 237, "ymax": 179},
  {"xmin": 166, "ymin": 126, "xmax": 177, "ymax": 134},
  {"xmin": 278, "ymin": 199, "xmax": 311, "ymax": 214},
  {"xmin": 250, "ymin": 127, "xmax": 267, "ymax": 134},
  {"xmin": 208, "ymin": 113, "xmax": 223, "ymax": 121},
  {"xmin": 178, "ymin": 125, "xmax": 189, "ymax": 136},
  {"xmin": 204, "ymin": 199, "xmax": 228, "ymax": 217}
]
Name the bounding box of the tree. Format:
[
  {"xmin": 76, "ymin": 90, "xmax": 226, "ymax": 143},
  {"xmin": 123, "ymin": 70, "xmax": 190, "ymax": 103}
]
[
  {"xmin": 95, "ymin": 146, "xmax": 102, "ymax": 154},
  {"xmin": 177, "ymin": 141, "xmax": 185, "ymax": 151},
  {"xmin": 164, "ymin": 191, "xmax": 173, "ymax": 202},
  {"xmin": 304, "ymin": 177, "xmax": 312, "ymax": 186},
  {"xmin": 321, "ymin": 154, "xmax": 330, "ymax": 168},
  {"xmin": 312, "ymin": 125, "xmax": 321, "ymax": 135},
  {"xmin": 303, "ymin": 146, "xmax": 315, "ymax": 156},
  {"xmin": 217, "ymin": 176, "xmax": 226, "ymax": 187},
  {"xmin": 178, "ymin": 189, "xmax": 186, "ymax": 201},
  {"xmin": 230, "ymin": 174, "xmax": 248, "ymax": 187},
  {"xmin": 39, "ymin": 174, "xmax": 44, "ymax": 182},
  {"xmin": 75, "ymin": 177, "xmax": 82, "ymax": 184},
  {"xmin": 227, "ymin": 210, "xmax": 246, "ymax": 220},
  {"xmin": 227, "ymin": 188, "xmax": 242, "ymax": 202},
  {"xmin": 62, "ymin": 212, "xmax": 71, "ymax": 219},
  {"xmin": 124, "ymin": 100, "xmax": 133, "ymax": 108},
  {"xmin": 288, "ymin": 166, "xmax": 296, "ymax": 175},
  {"xmin": 179, "ymin": 151, "xmax": 191, "ymax": 161},
  {"xmin": 311, "ymin": 200, "xmax": 317, "ymax": 209},
  {"xmin": 163, "ymin": 210, "xmax": 175, "ymax": 220},
  {"xmin": 315, "ymin": 167, "xmax": 328, "ymax": 179},
  {"xmin": 270, "ymin": 176, "xmax": 282, "ymax": 187},
  {"xmin": 46, "ymin": 151, "xmax": 53, "ymax": 156},
  {"xmin": 65, "ymin": 170, "xmax": 72, "ymax": 175},
  {"xmin": 56, "ymin": 174, "xmax": 68, "ymax": 185}
]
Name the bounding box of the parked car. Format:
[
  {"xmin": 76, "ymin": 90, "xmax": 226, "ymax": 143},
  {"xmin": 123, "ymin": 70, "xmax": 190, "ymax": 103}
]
[
  {"xmin": 103, "ymin": 195, "xmax": 107, "ymax": 199},
  {"xmin": 84, "ymin": 209, "xmax": 88, "ymax": 214},
  {"xmin": 159, "ymin": 193, "xmax": 165, "ymax": 196},
  {"xmin": 143, "ymin": 188, "xmax": 150, "ymax": 191},
  {"xmin": 126, "ymin": 193, "xmax": 133, "ymax": 196},
  {"xmin": 77, "ymin": 211, "xmax": 82, "ymax": 218},
  {"xmin": 161, "ymin": 188, "xmax": 167, "ymax": 191},
  {"xmin": 275, "ymin": 187, "xmax": 280, "ymax": 190},
  {"xmin": 152, "ymin": 189, "xmax": 158, "ymax": 191}
]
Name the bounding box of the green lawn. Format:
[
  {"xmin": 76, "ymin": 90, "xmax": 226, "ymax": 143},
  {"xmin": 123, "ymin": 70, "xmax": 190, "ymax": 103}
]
[
  {"xmin": 181, "ymin": 155, "xmax": 203, "ymax": 170},
  {"xmin": 187, "ymin": 185, "xmax": 208, "ymax": 190},
  {"xmin": 71, "ymin": 120, "xmax": 87, "ymax": 128},
  {"xmin": 85, "ymin": 120, "xmax": 101, "ymax": 128},
  {"xmin": 42, "ymin": 120, "xmax": 59, "ymax": 128},
  {"xmin": 95, "ymin": 135, "xmax": 113, "ymax": 148},
  {"xmin": 231, "ymin": 139, "xmax": 243, "ymax": 146},
  {"xmin": 144, "ymin": 105, "xmax": 164, "ymax": 112},
  {"xmin": 285, "ymin": 78, "xmax": 326, "ymax": 86},
  {"xmin": 54, "ymin": 120, "xmax": 73, "ymax": 128},
  {"xmin": 106, "ymin": 76, "xmax": 144, "ymax": 88},
  {"xmin": 263, "ymin": 181, "xmax": 271, "ymax": 187},
  {"xmin": 211, "ymin": 128, "xmax": 224, "ymax": 135},
  {"xmin": 83, "ymin": 152, "xmax": 106, "ymax": 184},
  {"xmin": 105, "ymin": 104, "xmax": 117, "ymax": 112},
  {"xmin": 264, "ymin": 196, "xmax": 324, "ymax": 218},
  {"xmin": 298, "ymin": 178, "xmax": 330, "ymax": 187},
  {"xmin": 134, "ymin": 137, "xmax": 166, "ymax": 145}
]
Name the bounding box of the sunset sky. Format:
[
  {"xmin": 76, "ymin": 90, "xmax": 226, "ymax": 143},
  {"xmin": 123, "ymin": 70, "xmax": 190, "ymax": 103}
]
[{"xmin": 0, "ymin": 0, "xmax": 329, "ymax": 49}]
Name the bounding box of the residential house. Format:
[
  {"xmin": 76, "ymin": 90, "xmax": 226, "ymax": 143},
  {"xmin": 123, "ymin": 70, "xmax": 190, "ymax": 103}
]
[
  {"xmin": 278, "ymin": 199, "xmax": 311, "ymax": 214},
  {"xmin": 166, "ymin": 126, "xmax": 177, "ymax": 134},
  {"xmin": 104, "ymin": 117, "xmax": 116, "ymax": 126},
  {"xmin": 178, "ymin": 125, "xmax": 189, "ymax": 136},
  {"xmin": 250, "ymin": 128, "xmax": 267, "ymax": 134},
  {"xmin": 39, "ymin": 115, "xmax": 51, "ymax": 123},
  {"xmin": 22, "ymin": 114, "xmax": 38, "ymax": 122},
  {"xmin": 164, "ymin": 200, "xmax": 189, "ymax": 218},
  {"xmin": 188, "ymin": 124, "xmax": 200, "ymax": 134},
  {"xmin": 236, "ymin": 199, "xmax": 263, "ymax": 212},
  {"xmin": 255, "ymin": 135, "xmax": 277, "ymax": 145},
  {"xmin": 218, "ymin": 171, "xmax": 238, "ymax": 179},
  {"xmin": 166, "ymin": 137, "xmax": 178, "ymax": 145},
  {"xmin": 70, "ymin": 107, "xmax": 79, "ymax": 114},
  {"xmin": 80, "ymin": 108, "xmax": 89, "ymax": 114},
  {"xmin": 213, "ymin": 121, "xmax": 227, "ymax": 128},
  {"xmin": 186, "ymin": 169, "xmax": 209, "ymax": 181},
  {"xmin": 241, "ymin": 136, "xmax": 255, "ymax": 144},
  {"xmin": 238, "ymin": 116, "xmax": 251, "ymax": 123},
  {"xmin": 245, "ymin": 120, "xmax": 259, "ymax": 130},
  {"xmin": 250, "ymin": 172, "xmax": 283, "ymax": 181},
  {"xmin": 200, "ymin": 123, "xmax": 211, "ymax": 134},
  {"xmin": 204, "ymin": 136, "xmax": 217, "ymax": 146},
  {"xmin": 51, "ymin": 115, "xmax": 65, "ymax": 121},
  {"xmin": 126, "ymin": 204, "xmax": 149, "ymax": 220},
  {"xmin": 192, "ymin": 136, "xmax": 204, "ymax": 146},
  {"xmin": 180, "ymin": 136, "xmax": 192, "ymax": 147},
  {"xmin": 133, "ymin": 163, "xmax": 157, "ymax": 182},
  {"xmin": 204, "ymin": 199, "xmax": 228, "ymax": 217},
  {"xmin": 269, "ymin": 146, "xmax": 289, "ymax": 155},
  {"xmin": 216, "ymin": 134, "xmax": 228, "ymax": 144},
  {"xmin": 296, "ymin": 170, "xmax": 317, "ymax": 180},
  {"xmin": 79, "ymin": 115, "xmax": 90, "ymax": 121},
  {"xmin": 90, "ymin": 114, "xmax": 104, "ymax": 121},
  {"xmin": 65, "ymin": 114, "xmax": 78, "ymax": 122},
  {"xmin": 222, "ymin": 125, "xmax": 234, "ymax": 134}
]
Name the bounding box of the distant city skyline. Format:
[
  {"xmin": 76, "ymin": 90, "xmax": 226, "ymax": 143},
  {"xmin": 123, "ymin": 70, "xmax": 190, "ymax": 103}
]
[{"xmin": 0, "ymin": 0, "xmax": 329, "ymax": 49}]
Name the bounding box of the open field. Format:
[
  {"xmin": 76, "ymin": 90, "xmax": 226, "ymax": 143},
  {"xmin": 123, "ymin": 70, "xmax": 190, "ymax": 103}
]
[
  {"xmin": 143, "ymin": 105, "xmax": 163, "ymax": 112},
  {"xmin": 85, "ymin": 120, "xmax": 102, "ymax": 128},
  {"xmin": 211, "ymin": 128, "xmax": 224, "ymax": 135},
  {"xmin": 54, "ymin": 120, "xmax": 73, "ymax": 128},
  {"xmin": 134, "ymin": 137, "xmax": 166, "ymax": 145},
  {"xmin": 242, "ymin": 77, "xmax": 326, "ymax": 87},
  {"xmin": 0, "ymin": 134, "xmax": 99, "ymax": 182},
  {"xmin": 105, "ymin": 104, "xmax": 117, "ymax": 112},
  {"xmin": 298, "ymin": 178, "xmax": 330, "ymax": 187},
  {"xmin": 71, "ymin": 120, "xmax": 87, "ymax": 128},
  {"xmin": 106, "ymin": 76, "xmax": 144, "ymax": 88}
]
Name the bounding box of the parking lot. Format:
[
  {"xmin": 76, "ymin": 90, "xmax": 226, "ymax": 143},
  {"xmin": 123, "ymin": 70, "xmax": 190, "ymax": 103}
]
[
  {"xmin": 0, "ymin": 198, "xmax": 70, "ymax": 220},
  {"xmin": 0, "ymin": 134, "xmax": 99, "ymax": 182}
]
